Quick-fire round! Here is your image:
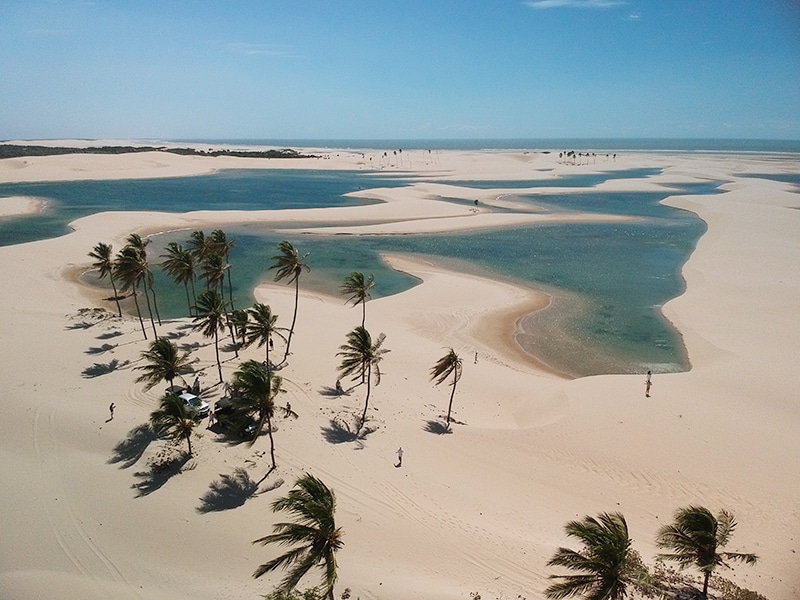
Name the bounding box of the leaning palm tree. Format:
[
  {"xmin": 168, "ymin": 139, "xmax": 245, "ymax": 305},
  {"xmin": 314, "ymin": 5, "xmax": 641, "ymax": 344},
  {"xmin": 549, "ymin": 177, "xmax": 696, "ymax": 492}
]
[
  {"xmin": 209, "ymin": 229, "xmax": 236, "ymax": 310},
  {"xmin": 113, "ymin": 245, "xmax": 150, "ymax": 339},
  {"xmin": 245, "ymin": 303, "xmax": 288, "ymax": 368},
  {"xmin": 134, "ymin": 337, "xmax": 195, "ymax": 391},
  {"xmin": 337, "ymin": 326, "xmax": 390, "ymax": 434},
  {"xmin": 228, "ymin": 308, "xmax": 249, "ymax": 356},
  {"xmin": 192, "ymin": 289, "xmax": 228, "ymax": 384},
  {"xmin": 270, "ymin": 240, "xmax": 310, "ymax": 365},
  {"xmin": 430, "ymin": 348, "xmax": 463, "ymax": 430},
  {"xmin": 545, "ymin": 512, "xmax": 634, "ymax": 600},
  {"xmin": 231, "ymin": 360, "xmax": 283, "ymax": 471},
  {"xmin": 160, "ymin": 241, "xmax": 197, "ymax": 316},
  {"xmin": 340, "ymin": 271, "xmax": 375, "ymax": 328},
  {"xmin": 88, "ymin": 242, "xmax": 122, "ymax": 317},
  {"xmin": 253, "ymin": 473, "xmax": 344, "ymax": 600},
  {"xmin": 149, "ymin": 391, "xmax": 200, "ymax": 456},
  {"xmin": 656, "ymin": 506, "xmax": 758, "ymax": 599},
  {"xmin": 125, "ymin": 233, "xmax": 161, "ymax": 326}
]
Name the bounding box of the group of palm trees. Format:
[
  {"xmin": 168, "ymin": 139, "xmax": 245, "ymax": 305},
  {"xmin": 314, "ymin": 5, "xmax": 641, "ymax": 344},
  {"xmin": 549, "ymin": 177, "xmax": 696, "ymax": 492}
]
[
  {"xmin": 545, "ymin": 506, "xmax": 759, "ymax": 600},
  {"xmin": 91, "ymin": 232, "xmax": 762, "ymax": 600}
]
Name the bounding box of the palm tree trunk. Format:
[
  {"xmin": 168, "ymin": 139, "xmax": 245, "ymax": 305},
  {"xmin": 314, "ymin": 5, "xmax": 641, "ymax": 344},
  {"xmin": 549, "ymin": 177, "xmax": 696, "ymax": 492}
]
[
  {"xmin": 190, "ymin": 276, "xmax": 197, "ymax": 314},
  {"xmin": 141, "ymin": 280, "xmax": 158, "ymax": 338},
  {"xmin": 110, "ymin": 276, "xmax": 122, "ymax": 317},
  {"xmin": 358, "ymin": 365, "xmax": 372, "ymax": 433},
  {"xmin": 150, "ymin": 285, "xmax": 162, "ymax": 326},
  {"xmin": 185, "ymin": 431, "xmax": 193, "ymax": 456},
  {"xmin": 283, "ymin": 278, "xmax": 299, "ymax": 364},
  {"xmin": 361, "ymin": 300, "xmax": 366, "ymax": 328},
  {"xmin": 446, "ymin": 377, "xmax": 457, "ymax": 429},
  {"xmin": 183, "ymin": 282, "xmax": 192, "ymax": 317},
  {"xmin": 266, "ymin": 415, "xmax": 276, "ymax": 470},
  {"xmin": 214, "ymin": 328, "xmax": 223, "ymax": 383},
  {"xmin": 226, "ymin": 268, "xmax": 235, "ymax": 311},
  {"xmin": 132, "ymin": 286, "xmax": 148, "ymax": 340},
  {"xmin": 702, "ymin": 571, "xmax": 710, "ymax": 599}
]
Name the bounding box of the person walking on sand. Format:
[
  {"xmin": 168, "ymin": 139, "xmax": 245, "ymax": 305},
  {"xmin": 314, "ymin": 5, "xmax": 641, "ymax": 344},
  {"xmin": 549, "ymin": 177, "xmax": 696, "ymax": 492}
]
[
  {"xmin": 396, "ymin": 447, "xmax": 404, "ymax": 467},
  {"xmin": 207, "ymin": 407, "xmax": 214, "ymax": 428},
  {"xmin": 108, "ymin": 402, "xmax": 115, "ymax": 420},
  {"xmin": 645, "ymin": 371, "xmax": 652, "ymax": 398}
]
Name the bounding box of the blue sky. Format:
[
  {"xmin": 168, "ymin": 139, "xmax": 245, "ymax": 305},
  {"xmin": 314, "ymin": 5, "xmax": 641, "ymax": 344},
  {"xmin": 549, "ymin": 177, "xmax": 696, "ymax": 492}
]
[{"xmin": 1, "ymin": 1, "xmax": 799, "ymax": 140}]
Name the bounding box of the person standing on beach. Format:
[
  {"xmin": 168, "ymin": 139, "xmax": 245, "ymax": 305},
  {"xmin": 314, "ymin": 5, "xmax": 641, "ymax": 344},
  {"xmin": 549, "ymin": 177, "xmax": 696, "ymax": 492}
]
[
  {"xmin": 396, "ymin": 447, "xmax": 404, "ymax": 467},
  {"xmin": 108, "ymin": 402, "xmax": 115, "ymax": 420},
  {"xmin": 645, "ymin": 371, "xmax": 652, "ymax": 397}
]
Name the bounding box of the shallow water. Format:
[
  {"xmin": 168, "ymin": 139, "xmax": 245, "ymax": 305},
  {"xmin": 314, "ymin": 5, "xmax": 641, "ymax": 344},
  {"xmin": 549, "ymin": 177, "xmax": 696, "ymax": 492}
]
[{"xmin": 3, "ymin": 167, "xmax": 719, "ymax": 377}]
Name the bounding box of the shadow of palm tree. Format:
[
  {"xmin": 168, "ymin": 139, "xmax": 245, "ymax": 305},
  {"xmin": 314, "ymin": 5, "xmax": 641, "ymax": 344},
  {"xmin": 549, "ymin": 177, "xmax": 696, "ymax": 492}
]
[
  {"xmin": 108, "ymin": 423, "xmax": 157, "ymax": 468},
  {"xmin": 318, "ymin": 386, "xmax": 353, "ymax": 398},
  {"xmin": 132, "ymin": 452, "xmax": 195, "ymax": 497},
  {"xmin": 196, "ymin": 469, "xmax": 286, "ymax": 513},
  {"xmin": 321, "ymin": 417, "xmax": 375, "ymax": 445},
  {"xmin": 196, "ymin": 467, "xmax": 260, "ymax": 513},
  {"xmin": 97, "ymin": 330, "xmax": 124, "ymax": 340},
  {"xmin": 180, "ymin": 341, "xmax": 203, "ymax": 351},
  {"xmin": 423, "ymin": 420, "xmax": 452, "ymax": 435},
  {"xmin": 82, "ymin": 358, "xmax": 130, "ymax": 378},
  {"xmin": 86, "ymin": 343, "xmax": 117, "ymax": 355}
]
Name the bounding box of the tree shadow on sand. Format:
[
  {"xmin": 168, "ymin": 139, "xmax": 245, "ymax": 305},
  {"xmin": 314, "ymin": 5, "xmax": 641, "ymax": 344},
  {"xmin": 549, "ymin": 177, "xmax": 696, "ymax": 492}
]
[
  {"xmin": 85, "ymin": 343, "xmax": 117, "ymax": 355},
  {"xmin": 321, "ymin": 417, "xmax": 376, "ymax": 446},
  {"xmin": 132, "ymin": 451, "xmax": 195, "ymax": 497},
  {"xmin": 96, "ymin": 330, "xmax": 124, "ymax": 340},
  {"xmin": 196, "ymin": 468, "xmax": 285, "ymax": 513},
  {"xmin": 108, "ymin": 423, "xmax": 157, "ymax": 468},
  {"xmin": 318, "ymin": 385, "xmax": 353, "ymax": 398},
  {"xmin": 82, "ymin": 358, "xmax": 130, "ymax": 378},
  {"xmin": 423, "ymin": 420, "xmax": 453, "ymax": 435}
]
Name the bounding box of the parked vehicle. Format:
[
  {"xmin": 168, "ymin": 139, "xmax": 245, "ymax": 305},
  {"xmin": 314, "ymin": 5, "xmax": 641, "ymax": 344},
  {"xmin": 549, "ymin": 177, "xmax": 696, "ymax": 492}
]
[
  {"xmin": 179, "ymin": 392, "xmax": 210, "ymax": 418},
  {"xmin": 213, "ymin": 397, "xmax": 256, "ymax": 438}
]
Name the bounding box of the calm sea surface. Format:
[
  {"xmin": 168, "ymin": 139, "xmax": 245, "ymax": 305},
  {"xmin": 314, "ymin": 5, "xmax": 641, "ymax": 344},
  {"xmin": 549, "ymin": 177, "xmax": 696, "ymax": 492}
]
[{"xmin": 1, "ymin": 141, "xmax": 771, "ymax": 376}]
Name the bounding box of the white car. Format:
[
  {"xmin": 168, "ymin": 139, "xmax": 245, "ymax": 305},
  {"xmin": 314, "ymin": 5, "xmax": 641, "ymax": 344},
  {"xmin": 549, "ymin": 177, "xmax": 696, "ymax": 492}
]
[{"xmin": 178, "ymin": 392, "xmax": 210, "ymax": 418}]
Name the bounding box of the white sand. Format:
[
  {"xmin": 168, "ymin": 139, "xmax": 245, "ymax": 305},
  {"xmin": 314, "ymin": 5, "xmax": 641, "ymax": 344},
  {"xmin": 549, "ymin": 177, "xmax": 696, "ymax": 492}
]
[{"xmin": 0, "ymin": 146, "xmax": 798, "ymax": 600}]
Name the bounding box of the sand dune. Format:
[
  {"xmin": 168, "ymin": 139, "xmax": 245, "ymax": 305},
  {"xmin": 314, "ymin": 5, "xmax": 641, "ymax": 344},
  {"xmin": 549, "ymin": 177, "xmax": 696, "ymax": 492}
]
[{"xmin": 0, "ymin": 147, "xmax": 797, "ymax": 599}]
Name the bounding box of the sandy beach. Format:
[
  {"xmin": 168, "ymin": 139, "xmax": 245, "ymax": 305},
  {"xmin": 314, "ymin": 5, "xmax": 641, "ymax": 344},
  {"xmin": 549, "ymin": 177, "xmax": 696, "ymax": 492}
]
[{"xmin": 0, "ymin": 145, "xmax": 798, "ymax": 600}]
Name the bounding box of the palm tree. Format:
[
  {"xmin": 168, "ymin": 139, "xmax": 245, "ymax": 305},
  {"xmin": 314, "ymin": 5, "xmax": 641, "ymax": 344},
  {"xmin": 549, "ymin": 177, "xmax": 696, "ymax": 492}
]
[
  {"xmin": 134, "ymin": 337, "xmax": 195, "ymax": 391},
  {"xmin": 245, "ymin": 303, "xmax": 288, "ymax": 368},
  {"xmin": 253, "ymin": 473, "xmax": 344, "ymax": 600},
  {"xmin": 270, "ymin": 240, "xmax": 310, "ymax": 365},
  {"xmin": 88, "ymin": 242, "xmax": 122, "ymax": 316},
  {"xmin": 545, "ymin": 512, "xmax": 634, "ymax": 600},
  {"xmin": 192, "ymin": 289, "xmax": 228, "ymax": 384},
  {"xmin": 430, "ymin": 348, "xmax": 463, "ymax": 430},
  {"xmin": 231, "ymin": 360, "xmax": 283, "ymax": 471},
  {"xmin": 160, "ymin": 241, "xmax": 197, "ymax": 316},
  {"xmin": 113, "ymin": 245, "xmax": 150, "ymax": 339},
  {"xmin": 125, "ymin": 233, "xmax": 161, "ymax": 326},
  {"xmin": 656, "ymin": 506, "xmax": 758, "ymax": 599},
  {"xmin": 340, "ymin": 271, "xmax": 375, "ymax": 328},
  {"xmin": 187, "ymin": 229, "xmax": 211, "ymax": 264},
  {"xmin": 209, "ymin": 229, "xmax": 236, "ymax": 309},
  {"xmin": 228, "ymin": 308, "xmax": 249, "ymax": 356},
  {"xmin": 149, "ymin": 391, "xmax": 200, "ymax": 456},
  {"xmin": 201, "ymin": 251, "xmax": 228, "ymax": 292},
  {"xmin": 337, "ymin": 326, "xmax": 389, "ymax": 434}
]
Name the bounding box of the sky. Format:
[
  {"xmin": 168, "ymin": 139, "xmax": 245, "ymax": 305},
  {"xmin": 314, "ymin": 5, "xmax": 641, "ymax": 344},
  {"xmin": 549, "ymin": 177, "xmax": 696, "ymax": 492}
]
[{"xmin": 1, "ymin": 0, "xmax": 799, "ymax": 141}]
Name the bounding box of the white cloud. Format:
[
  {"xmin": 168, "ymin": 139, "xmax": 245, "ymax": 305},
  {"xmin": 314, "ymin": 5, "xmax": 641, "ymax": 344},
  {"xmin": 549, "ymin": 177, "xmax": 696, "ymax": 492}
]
[{"xmin": 525, "ymin": 0, "xmax": 626, "ymax": 9}]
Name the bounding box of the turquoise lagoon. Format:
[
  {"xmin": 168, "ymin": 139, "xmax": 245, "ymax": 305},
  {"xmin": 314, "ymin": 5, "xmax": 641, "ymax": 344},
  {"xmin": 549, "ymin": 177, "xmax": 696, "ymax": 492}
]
[{"xmin": 1, "ymin": 167, "xmax": 718, "ymax": 377}]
